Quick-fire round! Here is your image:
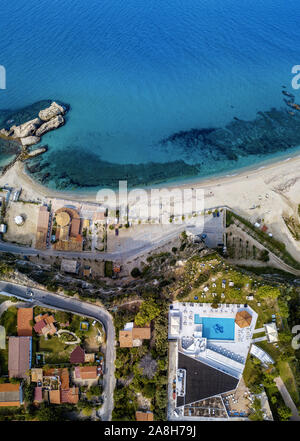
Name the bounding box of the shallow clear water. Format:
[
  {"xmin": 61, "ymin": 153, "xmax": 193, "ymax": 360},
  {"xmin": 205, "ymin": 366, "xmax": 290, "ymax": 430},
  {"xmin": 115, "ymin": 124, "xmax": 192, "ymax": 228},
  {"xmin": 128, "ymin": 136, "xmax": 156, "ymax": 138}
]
[{"xmin": 1, "ymin": 0, "xmax": 300, "ymax": 189}]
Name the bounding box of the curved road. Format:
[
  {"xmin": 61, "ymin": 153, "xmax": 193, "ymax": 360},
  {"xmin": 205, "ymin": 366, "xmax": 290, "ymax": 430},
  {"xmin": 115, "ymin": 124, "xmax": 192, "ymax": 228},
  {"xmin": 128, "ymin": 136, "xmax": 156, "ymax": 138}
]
[{"xmin": 0, "ymin": 280, "xmax": 116, "ymax": 421}]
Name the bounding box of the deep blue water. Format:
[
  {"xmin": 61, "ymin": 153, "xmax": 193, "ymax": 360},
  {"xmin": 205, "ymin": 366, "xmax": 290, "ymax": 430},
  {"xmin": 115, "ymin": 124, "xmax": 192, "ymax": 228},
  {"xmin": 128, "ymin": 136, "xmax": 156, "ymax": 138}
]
[{"xmin": 1, "ymin": 0, "xmax": 300, "ymax": 189}]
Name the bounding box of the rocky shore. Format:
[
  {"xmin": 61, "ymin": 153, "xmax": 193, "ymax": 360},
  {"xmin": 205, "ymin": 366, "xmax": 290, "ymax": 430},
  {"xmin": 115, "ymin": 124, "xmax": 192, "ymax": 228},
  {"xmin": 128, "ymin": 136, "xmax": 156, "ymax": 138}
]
[
  {"xmin": 0, "ymin": 101, "xmax": 67, "ymax": 174},
  {"xmin": 0, "ymin": 101, "xmax": 67, "ymax": 146}
]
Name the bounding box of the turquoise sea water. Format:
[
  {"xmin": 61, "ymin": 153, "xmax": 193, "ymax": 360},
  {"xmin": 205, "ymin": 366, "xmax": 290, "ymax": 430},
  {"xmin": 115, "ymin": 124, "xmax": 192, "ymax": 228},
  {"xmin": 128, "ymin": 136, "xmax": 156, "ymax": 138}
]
[{"xmin": 1, "ymin": 0, "xmax": 300, "ymax": 189}]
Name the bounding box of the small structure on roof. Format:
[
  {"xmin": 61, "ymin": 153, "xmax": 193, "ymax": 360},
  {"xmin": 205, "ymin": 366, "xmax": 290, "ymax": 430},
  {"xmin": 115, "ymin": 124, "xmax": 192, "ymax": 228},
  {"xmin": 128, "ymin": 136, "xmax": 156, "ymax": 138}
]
[
  {"xmin": 14, "ymin": 215, "xmax": 25, "ymax": 226},
  {"xmin": 235, "ymin": 310, "xmax": 252, "ymax": 328},
  {"xmin": 264, "ymin": 323, "xmax": 278, "ymax": 343}
]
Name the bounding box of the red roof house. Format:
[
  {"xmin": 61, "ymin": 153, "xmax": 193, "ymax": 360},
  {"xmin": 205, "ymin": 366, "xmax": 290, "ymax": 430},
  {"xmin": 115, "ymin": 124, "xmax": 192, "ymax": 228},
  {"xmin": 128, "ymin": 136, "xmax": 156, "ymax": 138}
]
[{"xmin": 70, "ymin": 346, "xmax": 85, "ymax": 364}]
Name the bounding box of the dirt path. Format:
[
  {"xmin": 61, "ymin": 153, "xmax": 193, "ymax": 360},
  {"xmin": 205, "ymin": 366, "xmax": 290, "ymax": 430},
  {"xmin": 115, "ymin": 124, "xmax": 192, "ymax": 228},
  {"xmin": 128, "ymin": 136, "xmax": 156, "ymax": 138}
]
[{"xmin": 274, "ymin": 376, "xmax": 300, "ymax": 421}]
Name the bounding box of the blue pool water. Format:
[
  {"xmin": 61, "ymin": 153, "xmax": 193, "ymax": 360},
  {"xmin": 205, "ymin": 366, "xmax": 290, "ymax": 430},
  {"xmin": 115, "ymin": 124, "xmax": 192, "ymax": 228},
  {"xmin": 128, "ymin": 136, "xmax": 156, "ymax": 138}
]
[
  {"xmin": 194, "ymin": 315, "xmax": 235, "ymax": 340},
  {"xmin": 1, "ymin": 0, "xmax": 300, "ymax": 189}
]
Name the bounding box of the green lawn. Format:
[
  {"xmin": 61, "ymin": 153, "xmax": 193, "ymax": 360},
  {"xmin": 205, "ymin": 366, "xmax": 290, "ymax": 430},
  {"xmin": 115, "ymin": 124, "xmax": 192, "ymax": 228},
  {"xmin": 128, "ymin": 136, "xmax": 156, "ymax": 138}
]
[
  {"xmin": 0, "ymin": 306, "xmax": 18, "ymax": 336},
  {"xmin": 177, "ymin": 256, "xmax": 277, "ymax": 328},
  {"xmin": 278, "ymin": 360, "xmax": 300, "ymax": 406},
  {"xmin": 38, "ymin": 335, "xmax": 74, "ymax": 364}
]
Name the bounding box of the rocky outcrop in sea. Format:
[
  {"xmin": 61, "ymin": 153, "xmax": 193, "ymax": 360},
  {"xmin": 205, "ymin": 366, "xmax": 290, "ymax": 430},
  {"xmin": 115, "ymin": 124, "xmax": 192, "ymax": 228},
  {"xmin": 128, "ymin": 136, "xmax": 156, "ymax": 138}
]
[{"xmin": 0, "ymin": 101, "xmax": 66, "ymax": 145}]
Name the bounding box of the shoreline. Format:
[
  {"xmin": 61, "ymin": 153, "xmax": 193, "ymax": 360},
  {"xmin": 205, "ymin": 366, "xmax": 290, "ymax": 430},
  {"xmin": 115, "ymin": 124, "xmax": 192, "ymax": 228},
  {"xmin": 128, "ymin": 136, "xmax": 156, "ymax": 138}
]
[{"xmin": 1, "ymin": 151, "xmax": 300, "ymax": 204}]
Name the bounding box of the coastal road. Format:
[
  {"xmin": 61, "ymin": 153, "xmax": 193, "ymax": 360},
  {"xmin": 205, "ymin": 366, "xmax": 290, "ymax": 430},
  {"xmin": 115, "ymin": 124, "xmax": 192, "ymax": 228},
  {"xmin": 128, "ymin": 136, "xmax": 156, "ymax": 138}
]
[
  {"xmin": 0, "ymin": 280, "xmax": 116, "ymax": 421},
  {"xmin": 0, "ymin": 225, "xmax": 185, "ymax": 262}
]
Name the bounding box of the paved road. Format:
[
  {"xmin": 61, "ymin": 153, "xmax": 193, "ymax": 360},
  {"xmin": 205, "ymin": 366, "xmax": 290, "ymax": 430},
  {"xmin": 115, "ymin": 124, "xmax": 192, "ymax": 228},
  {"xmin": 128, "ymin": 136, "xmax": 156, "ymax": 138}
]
[
  {"xmin": 0, "ymin": 280, "xmax": 116, "ymax": 421},
  {"xmin": 275, "ymin": 377, "xmax": 300, "ymax": 421},
  {"xmin": 0, "ymin": 226, "xmax": 185, "ymax": 262}
]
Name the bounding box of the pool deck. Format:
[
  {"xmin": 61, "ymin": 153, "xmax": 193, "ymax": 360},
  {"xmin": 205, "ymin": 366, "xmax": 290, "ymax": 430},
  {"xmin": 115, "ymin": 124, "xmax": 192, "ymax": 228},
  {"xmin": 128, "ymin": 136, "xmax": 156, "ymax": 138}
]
[{"xmin": 169, "ymin": 302, "xmax": 258, "ymax": 379}]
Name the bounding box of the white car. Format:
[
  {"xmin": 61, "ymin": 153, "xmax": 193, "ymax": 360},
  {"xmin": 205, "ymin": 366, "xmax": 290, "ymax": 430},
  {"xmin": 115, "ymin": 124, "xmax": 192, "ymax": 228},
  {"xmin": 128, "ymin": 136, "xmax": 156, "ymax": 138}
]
[{"xmin": 92, "ymin": 320, "xmax": 97, "ymax": 326}]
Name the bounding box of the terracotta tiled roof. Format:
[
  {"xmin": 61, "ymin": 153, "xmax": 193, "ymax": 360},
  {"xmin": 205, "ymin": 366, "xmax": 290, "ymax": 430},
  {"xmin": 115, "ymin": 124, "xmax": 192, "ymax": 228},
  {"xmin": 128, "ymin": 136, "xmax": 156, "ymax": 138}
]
[
  {"xmin": 119, "ymin": 330, "xmax": 133, "ymax": 348},
  {"xmin": 59, "ymin": 368, "xmax": 69, "ymax": 390},
  {"xmin": 49, "ymin": 389, "xmax": 61, "ymax": 404},
  {"xmin": 70, "ymin": 346, "xmax": 85, "ymax": 364},
  {"xmin": 61, "ymin": 387, "xmax": 79, "ymax": 404},
  {"xmin": 119, "ymin": 326, "xmax": 151, "ymax": 347},
  {"xmin": 77, "ymin": 366, "xmax": 98, "ymax": 380},
  {"xmin": 132, "ymin": 327, "xmax": 151, "ymax": 339},
  {"xmin": 135, "ymin": 411, "xmax": 154, "ymax": 421},
  {"xmin": 34, "ymin": 319, "xmax": 47, "ymax": 334},
  {"xmin": 17, "ymin": 308, "xmax": 33, "ymax": 337}
]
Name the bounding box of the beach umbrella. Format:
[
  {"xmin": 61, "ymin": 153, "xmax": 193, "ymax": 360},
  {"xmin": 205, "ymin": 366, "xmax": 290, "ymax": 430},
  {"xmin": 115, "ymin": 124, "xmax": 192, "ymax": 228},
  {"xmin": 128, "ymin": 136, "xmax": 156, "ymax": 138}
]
[{"xmin": 235, "ymin": 310, "xmax": 252, "ymax": 328}]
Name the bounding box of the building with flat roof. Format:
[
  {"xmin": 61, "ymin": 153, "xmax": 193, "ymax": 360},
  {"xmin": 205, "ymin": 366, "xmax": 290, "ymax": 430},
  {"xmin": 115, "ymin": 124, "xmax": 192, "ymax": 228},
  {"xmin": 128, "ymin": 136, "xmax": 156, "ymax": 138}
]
[
  {"xmin": 60, "ymin": 259, "xmax": 79, "ymax": 274},
  {"xmin": 8, "ymin": 336, "xmax": 32, "ymax": 379}
]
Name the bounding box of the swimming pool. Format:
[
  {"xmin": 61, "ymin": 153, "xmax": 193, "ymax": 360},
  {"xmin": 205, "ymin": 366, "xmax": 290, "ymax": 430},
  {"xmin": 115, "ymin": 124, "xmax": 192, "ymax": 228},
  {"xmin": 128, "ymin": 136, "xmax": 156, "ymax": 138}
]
[{"xmin": 194, "ymin": 315, "xmax": 235, "ymax": 340}]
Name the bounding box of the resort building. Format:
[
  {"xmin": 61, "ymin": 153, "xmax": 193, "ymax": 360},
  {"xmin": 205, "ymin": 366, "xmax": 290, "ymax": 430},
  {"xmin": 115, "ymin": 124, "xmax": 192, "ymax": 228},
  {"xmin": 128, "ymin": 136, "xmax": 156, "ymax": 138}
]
[
  {"xmin": 250, "ymin": 344, "xmax": 274, "ymax": 367},
  {"xmin": 168, "ymin": 302, "xmax": 257, "ymax": 420},
  {"xmin": 264, "ymin": 323, "xmax": 278, "ymax": 343},
  {"xmin": 0, "ymin": 383, "xmax": 22, "ymax": 407},
  {"xmin": 8, "ymin": 336, "xmax": 32, "ymax": 379},
  {"xmin": 119, "ymin": 322, "xmax": 151, "ymax": 348},
  {"xmin": 17, "ymin": 307, "xmax": 33, "ymax": 337}
]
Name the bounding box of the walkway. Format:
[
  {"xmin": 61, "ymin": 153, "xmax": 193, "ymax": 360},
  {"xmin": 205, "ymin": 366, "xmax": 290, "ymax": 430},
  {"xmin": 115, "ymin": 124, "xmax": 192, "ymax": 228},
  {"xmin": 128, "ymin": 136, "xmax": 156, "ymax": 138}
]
[{"xmin": 274, "ymin": 377, "xmax": 300, "ymax": 421}]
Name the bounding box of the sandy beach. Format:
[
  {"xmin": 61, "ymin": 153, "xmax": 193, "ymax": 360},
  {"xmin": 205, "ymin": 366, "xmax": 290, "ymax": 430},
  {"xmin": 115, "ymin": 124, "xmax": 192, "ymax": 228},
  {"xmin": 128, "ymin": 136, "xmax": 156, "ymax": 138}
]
[{"xmin": 1, "ymin": 156, "xmax": 300, "ymax": 261}]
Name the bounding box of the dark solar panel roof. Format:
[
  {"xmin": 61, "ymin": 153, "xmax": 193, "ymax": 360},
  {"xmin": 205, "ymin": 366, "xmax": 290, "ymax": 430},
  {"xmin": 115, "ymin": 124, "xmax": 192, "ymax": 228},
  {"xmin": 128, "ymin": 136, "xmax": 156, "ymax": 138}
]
[{"xmin": 177, "ymin": 352, "xmax": 239, "ymax": 407}]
